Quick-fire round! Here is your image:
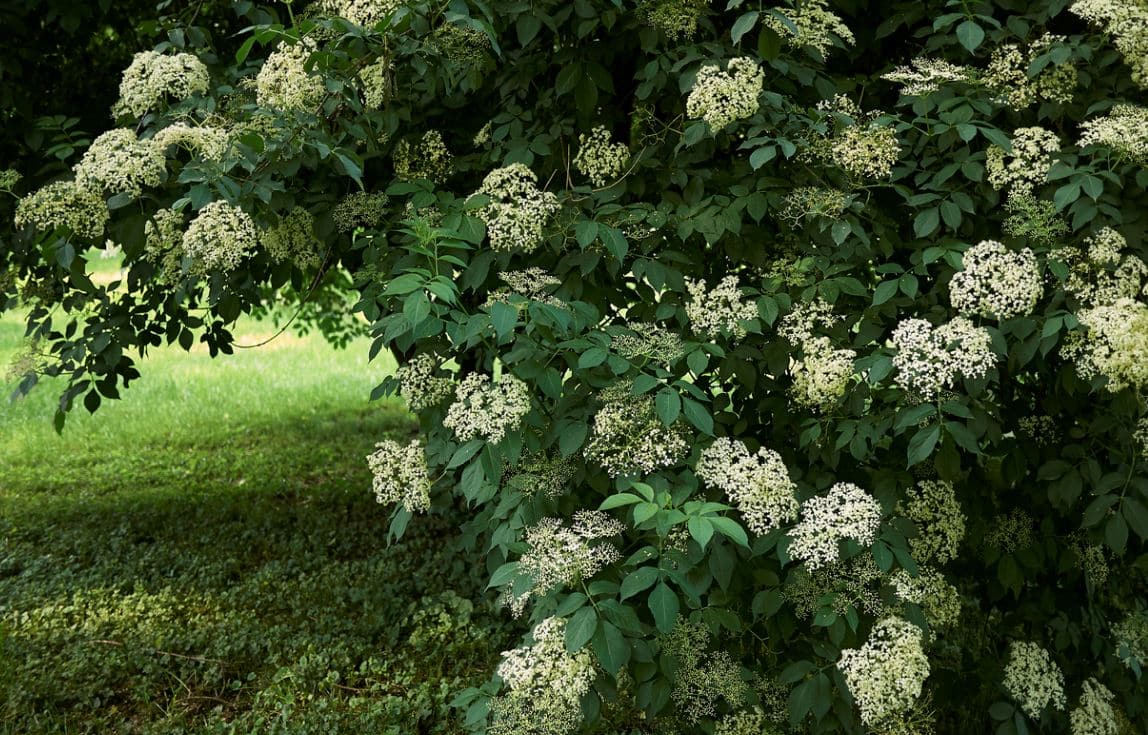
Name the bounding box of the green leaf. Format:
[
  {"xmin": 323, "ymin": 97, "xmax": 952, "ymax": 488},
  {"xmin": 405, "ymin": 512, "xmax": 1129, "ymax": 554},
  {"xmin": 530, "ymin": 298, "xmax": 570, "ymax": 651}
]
[
  {"xmin": 579, "ymin": 347, "xmax": 609, "ymax": 369},
  {"xmin": 914, "ymin": 208, "xmax": 939, "ymax": 238},
  {"xmin": 956, "ymin": 20, "xmax": 985, "ymax": 51},
  {"xmin": 710, "ymin": 516, "xmax": 749, "ymax": 547},
  {"xmin": 516, "ymin": 14, "xmax": 542, "ymax": 46},
  {"xmin": 490, "ymin": 302, "xmax": 517, "ymax": 340},
  {"xmin": 575, "ymin": 219, "xmax": 598, "ymax": 247},
  {"xmin": 620, "ymin": 566, "xmax": 660, "ymax": 600},
  {"xmin": 566, "ymin": 606, "xmax": 598, "ymax": 652},
  {"xmin": 1123, "ymin": 497, "xmax": 1148, "ymax": 539},
  {"xmin": 600, "ymin": 492, "xmax": 643, "ymax": 510},
  {"xmin": 559, "ymin": 421, "xmax": 589, "ymax": 456},
  {"xmin": 592, "ymin": 621, "xmax": 630, "ymax": 675},
  {"xmin": 731, "ymin": 10, "xmax": 760, "ymax": 43},
  {"xmin": 648, "ymin": 582, "xmax": 679, "ymax": 634},
  {"xmin": 687, "ymin": 516, "xmax": 714, "ymax": 548},
  {"xmin": 655, "ymin": 388, "xmax": 681, "ymax": 425},
  {"xmin": 1106, "ymin": 514, "xmax": 1129, "ymax": 553},
  {"xmin": 681, "ymin": 397, "xmax": 714, "ymax": 435},
  {"xmin": 907, "ymin": 424, "xmax": 941, "ymax": 467},
  {"xmin": 873, "ymin": 280, "xmax": 900, "ymax": 306}
]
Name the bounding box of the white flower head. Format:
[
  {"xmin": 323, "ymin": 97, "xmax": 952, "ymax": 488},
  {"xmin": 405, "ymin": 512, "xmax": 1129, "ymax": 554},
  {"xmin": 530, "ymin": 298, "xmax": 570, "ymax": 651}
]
[
  {"xmin": 950, "ymin": 240, "xmax": 1042, "ymax": 320},
  {"xmin": 788, "ymin": 482, "xmax": 882, "ymax": 569}
]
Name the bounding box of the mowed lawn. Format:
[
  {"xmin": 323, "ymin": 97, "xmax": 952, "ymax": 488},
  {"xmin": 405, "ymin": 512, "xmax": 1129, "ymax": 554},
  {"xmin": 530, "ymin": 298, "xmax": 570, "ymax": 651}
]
[{"xmin": 0, "ymin": 257, "xmax": 514, "ymax": 734}]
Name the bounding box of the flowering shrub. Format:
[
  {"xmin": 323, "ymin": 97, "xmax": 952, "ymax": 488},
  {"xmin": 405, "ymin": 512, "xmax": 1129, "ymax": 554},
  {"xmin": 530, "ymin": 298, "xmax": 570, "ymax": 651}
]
[{"xmin": 4, "ymin": 0, "xmax": 1148, "ymax": 732}]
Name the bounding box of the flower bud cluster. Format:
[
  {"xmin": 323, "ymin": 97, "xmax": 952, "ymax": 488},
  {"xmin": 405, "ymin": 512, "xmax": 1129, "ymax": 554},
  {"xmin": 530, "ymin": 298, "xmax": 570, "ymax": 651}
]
[
  {"xmin": 1113, "ymin": 610, "xmax": 1148, "ymax": 670},
  {"xmin": 788, "ymin": 482, "xmax": 882, "ymax": 570},
  {"xmin": 891, "ymin": 317, "xmax": 995, "ymax": 400},
  {"xmin": 472, "ymin": 163, "xmax": 560, "ymax": 253},
  {"xmin": 584, "ymin": 395, "xmax": 690, "ymax": 477},
  {"xmin": 686, "ymin": 57, "xmax": 764, "ymax": 130},
  {"xmin": 144, "ymin": 208, "xmax": 186, "ymax": 281},
  {"xmin": 430, "ymin": 23, "xmax": 492, "ymax": 64},
  {"xmin": 985, "ymin": 510, "xmax": 1035, "ymax": 555},
  {"xmin": 395, "ymin": 354, "xmax": 454, "ymax": 412},
  {"xmin": 685, "ymin": 275, "xmax": 757, "ymax": 340},
  {"xmin": 780, "ymin": 186, "xmax": 851, "ymax": 225},
  {"xmin": 983, "ymin": 37, "xmax": 1077, "ymax": 108},
  {"xmin": 181, "ymin": 201, "xmax": 258, "ymax": 274},
  {"xmin": 1065, "ymin": 228, "xmax": 1148, "ymax": 307},
  {"xmin": 661, "ymin": 618, "xmax": 750, "ymax": 723},
  {"xmin": 637, "ymin": 0, "xmax": 708, "ymax": 40},
  {"xmin": 319, "ymin": 0, "xmax": 401, "ymax": 27},
  {"xmin": 890, "ymin": 568, "xmax": 961, "ymax": 631},
  {"xmin": 1003, "ymin": 192, "xmax": 1068, "ymax": 246},
  {"xmin": 574, "ymin": 126, "xmax": 629, "ymax": 187},
  {"xmin": 15, "ymin": 180, "xmax": 109, "ymax": 239},
  {"xmin": 114, "ymin": 51, "xmax": 210, "ymax": 119},
  {"xmin": 697, "ymin": 438, "xmax": 799, "ymax": 535},
  {"xmin": 153, "ymin": 123, "xmax": 232, "ymax": 162},
  {"xmin": 714, "ymin": 707, "xmax": 783, "ymax": 735},
  {"xmin": 950, "ymin": 240, "xmax": 1042, "ymax": 320},
  {"xmin": 333, "ymin": 191, "xmax": 390, "ymax": 232},
  {"xmin": 366, "ymin": 438, "xmax": 431, "ymax": 513},
  {"xmin": 256, "ymin": 40, "xmax": 325, "ymax": 112},
  {"xmin": 764, "ymin": 0, "xmax": 855, "ymax": 56},
  {"xmin": 986, "ymin": 127, "xmax": 1060, "ymax": 194},
  {"xmin": 830, "ymin": 124, "xmax": 901, "ymax": 179},
  {"xmin": 611, "ymin": 322, "xmax": 687, "ymax": 364},
  {"xmin": 491, "ymin": 616, "xmax": 597, "ymax": 735},
  {"xmin": 443, "ymin": 373, "xmax": 531, "ymax": 444},
  {"xmin": 897, "ymin": 480, "xmax": 965, "ymax": 565},
  {"xmin": 260, "ymin": 207, "xmax": 321, "ymax": 269},
  {"xmin": 505, "ymin": 452, "xmax": 577, "ymax": 498},
  {"xmin": 0, "ymin": 169, "xmax": 21, "ymax": 190},
  {"xmin": 74, "ymin": 129, "xmax": 166, "ymax": 198},
  {"xmin": 784, "ymin": 553, "xmax": 888, "ymax": 620},
  {"xmin": 359, "ymin": 57, "xmax": 391, "ymax": 109},
  {"xmin": 790, "ymin": 336, "xmax": 856, "ymax": 410},
  {"xmin": 837, "ymin": 617, "xmax": 930, "ymax": 726},
  {"xmin": 1003, "ymin": 640, "xmax": 1067, "ymax": 718},
  {"xmin": 393, "ymin": 129, "xmax": 452, "ymax": 183},
  {"xmin": 1070, "ymin": 678, "xmax": 1118, "ymax": 735}
]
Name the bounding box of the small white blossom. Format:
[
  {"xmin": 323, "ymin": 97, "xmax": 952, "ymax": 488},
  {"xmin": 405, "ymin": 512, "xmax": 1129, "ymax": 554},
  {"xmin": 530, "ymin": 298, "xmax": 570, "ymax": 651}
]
[
  {"xmin": 443, "ymin": 373, "xmax": 531, "ymax": 444},
  {"xmin": 950, "ymin": 240, "xmax": 1042, "ymax": 320},
  {"xmin": 838, "ymin": 617, "xmax": 930, "ymax": 726},
  {"xmin": 883, "ymin": 57, "xmax": 970, "ymax": 96},
  {"xmin": 181, "ymin": 201, "xmax": 258, "ymax": 274},
  {"xmin": 1079, "ymin": 104, "xmax": 1148, "ymax": 163},
  {"xmin": 393, "ymin": 129, "xmax": 452, "ymax": 183},
  {"xmin": 574, "ymin": 126, "xmax": 629, "ymax": 187},
  {"xmin": 788, "ymin": 482, "xmax": 882, "ymax": 570},
  {"xmin": 791, "ymin": 336, "xmax": 856, "ymax": 410},
  {"xmin": 260, "ymin": 207, "xmax": 322, "ymax": 270},
  {"xmin": 696, "ymin": 438, "xmax": 799, "ymax": 535},
  {"xmin": 14, "ymin": 180, "xmax": 108, "ymax": 239},
  {"xmin": 891, "ymin": 317, "xmax": 995, "ymax": 400},
  {"xmin": 471, "ymin": 164, "xmax": 560, "ymax": 253},
  {"xmin": 764, "ymin": 0, "xmax": 855, "ymax": 56},
  {"xmin": 153, "ymin": 123, "xmax": 232, "ymax": 162},
  {"xmin": 395, "ymin": 354, "xmax": 454, "ymax": 412},
  {"xmin": 1003, "ymin": 640, "xmax": 1067, "ymax": 719},
  {"xmin": 897, "ymin": 480, "xmax": 965, "ymax": 565},
  {"xmin": 890, "ymin": 567, "xmax": 961, "ymax": 631},
  {"xmin": 685, "ymin": 275, "xmax": 757, "ymax": 340},
  {"xmin": 366, "ymin": 438, "xmax": 431, "ymax": 513},
  {"xmin": 256, "ymin": 39, "xmax": 325, "ymax": 112},
  {"xmin": 686, "ymin": 57, "xmax": 764, "ymax": 130},
  {"xmin": 584, "ymin": 395, "xmax": 690, "ymax": 477},
  {"xmin": 986, "ymin": 127, "xmax": 1060, "ymax": 194},
  {"xmin": 113, "ymin": 51, "xmax": 209, "ymax": 118},
  {"xmin": 73, "ymin": 129, "xmax": 166, "ymax": 198},
  {"xmin": 1065, "ymin": 298, "xmax": 1148, "ymax": 391},
  {"xmin": 1071, "ymin": 678, "xmax": 1119, "ymax": 735}
]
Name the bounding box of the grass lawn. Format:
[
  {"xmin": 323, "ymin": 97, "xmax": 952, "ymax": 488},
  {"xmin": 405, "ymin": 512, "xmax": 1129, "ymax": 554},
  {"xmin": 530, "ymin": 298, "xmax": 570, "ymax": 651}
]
[{"xmin": 0, "ymin": 255, "xmax": 515, "ymax": 733}]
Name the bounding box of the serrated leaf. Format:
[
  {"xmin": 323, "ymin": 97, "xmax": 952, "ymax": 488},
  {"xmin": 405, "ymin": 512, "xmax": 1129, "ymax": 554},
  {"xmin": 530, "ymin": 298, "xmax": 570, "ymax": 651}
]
[
  {"xmin": 907, "ymin": 424, "xmax": 941, "ymax": 467},
  {"xmin": 710, "ymin": 516, "xmax": 749, "ymax": 547},
  {"xmin": 956, "ymin": 20, "xmax": 985, "ymax": 51},
  {"xmin": 731, "ymin": 10, "xmax": 760, "ymax": 43},
  {"xmin": 681, "ymin": 396, "xmax": 714, "ymax": 435},
  {"xmin": 655, "ymin": 388, "xmax": 681, "ymax": 425},
  {"xmin": 592, "ymin": 621, "xmax": 630, "ymax": 675},
  {"xmin": 579, "ymin": 347, "xmax": 609, "ymax": 369},
  {"xmin": 687, "ymin": 516, "xmax": 714, "ymax": 548},
  {"xmin": 620, "ymin": 566, "xmax": 660, "ymax": 600},
  {"xmin": 600, "ymin": 493, "xmax": 643, "ymax": 510}
]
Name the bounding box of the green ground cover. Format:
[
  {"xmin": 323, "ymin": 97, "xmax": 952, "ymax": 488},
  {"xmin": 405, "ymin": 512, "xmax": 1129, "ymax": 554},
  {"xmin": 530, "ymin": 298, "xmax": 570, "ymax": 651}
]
[{"xmin": 0, "ymin": 255, "xmax": 515, "ymax": 733}]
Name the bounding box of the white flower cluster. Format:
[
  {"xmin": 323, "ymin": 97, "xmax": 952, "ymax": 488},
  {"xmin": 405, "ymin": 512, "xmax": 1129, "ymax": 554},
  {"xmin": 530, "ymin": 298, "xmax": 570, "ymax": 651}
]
[
  {"xmin": 142, "ymin": 208, "xmax": 185, "ymax": 281},
  {"xmin": 153, "ymin": 123, "xmax": 231, "ymax": 162},
  {"xmin": 784, "ymin": 553, "xmax": 888, "ymax": 620},
  {"xmin": 838, "ymin": 617, "xmax": 930, "ymax": 726},
  {"xmin": 764, "ymin": 0, "xmax": 855, "ymax": 56},
  {"xmin": 332, "ymin": 191, "xmax": 389, "ymax": 232},
  {"xmin": 113, "ymin": 51, "xmax": 210, "ymax": 118},
  {"xmin": 890, "ymin": 568, "xmax": 961, "ymax": 631},
  {"xmin": 506, "ymin": 511, "xmax": 624, "ymax": 616},
  {"xmin": 73, "ymin": 129, "xmax": 165, "ymax": 198},
  {"xmin": 1071, "ymin": 0, "xmax": 1148, "ymax": 86},
  {"xmin": 472, "ymin": 164, "xmax": 561, "ymax": 253},
  {"xmin": 260, "ymin": 207, "xmax": 322, "ymax": 269},
  {"xmin": 986, "ymin": 127, "xmax": 1060, "ymax": 194},
  {"xmin": 714, "ymin": 707, "xmax": 783, "ymax": 735},
  {"xmin": 891, "ymin": 317, "xmax": 995, "ymax": 400},
  {"xmin": 637, "ymin": 0, "xmax": 709, "ymax": 40},
  {"xmin": 791, "ymin": 335, "xmax": 856, "ymax": 411},
  {"xmin": 883, "ymin": 57, "xmax": 970, "ymax": 96},
  {"xmin": 1113, "ymin": 610, "xmax": 1148, "ymax": 669},
  {"xmin": 780, "ymin": 186, "xmax": 851, "ymax": 225},
  {"xmin": 949, "ymin": 240, "xmax": 1042, "ymax": 320},
  {"xmin": 395, "ymin": 354, "xmax": 454, "ymax": 412},
  {"xmin": 443, "ymin": 373, "xmax": 531, "ymax": 444},
  {"xmin": 685, "ymin": 275, "xmax": 757, "ymax": 340},
  {"xmin": 611, "ymin": 322, "xmax": 687, "ymax": 364},
  {"xmin": 696, "ymin": 438, "xmax": 799, "ymax": 535},
  {"xmin": 831, "ymin": 124, "xmax": 901, "ymax": 179},
  {"xmin": 366, "ymin": 438, "xmax": 431, "ymax": 514},
  {"xmin": 1002, "ymin": 641, "xmax": 1067, "ymax": 718},
  {"xmin": 430, "ymin": 23, "xmax": 492, "ymax": 64},
  {"xmin": 661, "ymin": 619, "xmax": 751, "ymax": 723},
  {"xmin": 256, "ymin": 40, "xmax": 325, "ymax": 112},
  {"xmin": 1079, "ymin": 104, "xmax": 1148, "ymax": 163},
  {"xmin": 573, "ymin": 126, "xmax": 629, "ymax": 187},
  {"xmin": 491, "ymin": 617, "xmax": 596, "ymax": 735},
  {"xmin": 319, "ymin": 0, "xmax": 401, "ymax": 27},
  {"xmin": 14, "ymin": 180, "xmax": 108, "ymax": 239},
  {"xmin": 505, "ymin": 452, "xmax": 577, "ymax": 498},
  {"xmin": 584, "ymin": 396, "xmax": 690, "ymax": 477},
  {"xmin": 686, "ymin": 57, "xmax": 764, "ymax": 130},
  {"xmin": 359, "ymin": 57, "xmax": 391, "ymax": 109},
  {"xmin": 983, "ymin": 38, "xmax": 1077, "ymax": 108},
  {"xmin": 788, "ymin": 482, "xmax": 882, "ymax": 570},
  {"xmin": 393, "ymin": 129, "xmax": 452, "ymax": 183},
  {"xmin": 897, "ymin": 480, "xmax": 965, "ymax": 565},
  {"xmin": 1071, "ymin": 678, "xmax": 1118, "ymax": 735},
  {"xmin": 473, "ymin": 120, "xmax": 493, "ymax": 147},
  {"xmin": 1066, "ymin": 298, "xmax": 1148, "ymax": 391},
  {"xmin": 1003, "ymin": 192, "xmax": 1069, "ymax": 246},
  {"xmin": 0, "ymin": 169, "xmax": 20, "ymax": 190},
  {"xmin": 181, "ymin": 201, "xmax": 258, "ymax": 274},
  {"xmin": 1066, "ymin": 228, "xmax": 1148, "ymax": 307}
]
